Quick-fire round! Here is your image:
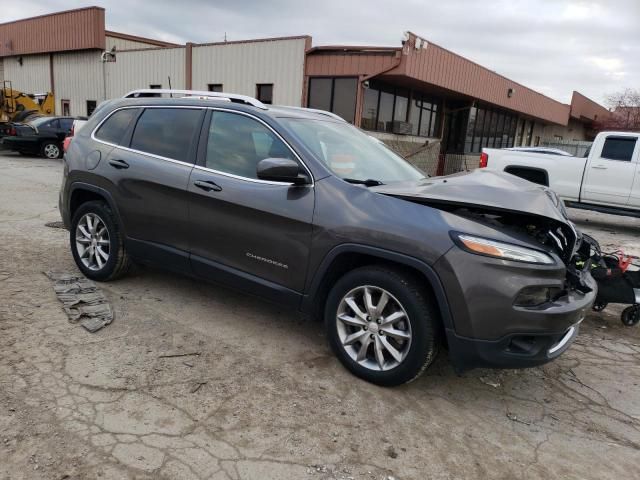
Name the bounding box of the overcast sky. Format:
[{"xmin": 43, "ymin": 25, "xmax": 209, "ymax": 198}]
[{"xmin": 4, "ymin": 0, "xmax": 639, "ymax": 105}]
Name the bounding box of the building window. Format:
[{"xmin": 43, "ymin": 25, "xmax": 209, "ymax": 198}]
[
  {"xmin": 464, "ymin": 105, "xmax": 518, "ymax": 153},
  {"xmin": 256, "ymin": 84, "xmax": 273, "ymax": 104},
  {"xmin": 86, "ymin": 100, "xmax": 97, "ymax": 116},
  {"xmin": 525, "ymin": 121, "xmax": 534, "ymax": 146},
  {"xmin": 361, "ymin": 80, "xmax": 440, "ymax": 137},
  {"xmin": 516, "ymin": 118, "xmax": 525, "ymax": 146},
  {"xmin": 61, "ymin": 99, "xmax": 70, "ymax": 116},
  {"xmin": 207, "ymin": 84, "xmax": 223, "ymax": 92},
  {"xmin": 307, "ymin": 77, "xmax": 358, "ymax": 123}
]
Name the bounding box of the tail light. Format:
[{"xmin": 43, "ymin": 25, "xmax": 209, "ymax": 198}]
[
  {"xmin": 8, "ymin": 127, "xmax": 16, "ymax": 136},
  {"xmin": 479, "ymin": 152, "xmax": 488, "ymax": 168},
  {"xmin": 63, "ymin": 136, "xmax": 72, "ymax": 153}
]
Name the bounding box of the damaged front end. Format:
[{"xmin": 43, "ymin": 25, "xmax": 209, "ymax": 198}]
[
  {"xmin": 371, "ymin": 169, "xmax": 597, "ymax": 370},
  {"xmin": 372, "ymin": 169, "xmax": 594, "ymax": 295}
]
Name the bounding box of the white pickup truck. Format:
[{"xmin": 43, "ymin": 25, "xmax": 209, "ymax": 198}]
[{"xmin": 480, "ymin": 131, "xmax": 640, "ymax": 217}]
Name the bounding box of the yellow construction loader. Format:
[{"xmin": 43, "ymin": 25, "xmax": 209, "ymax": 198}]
[{"xmin": 1, "ymin": 80, "xmax": 55, "ymax": 126}]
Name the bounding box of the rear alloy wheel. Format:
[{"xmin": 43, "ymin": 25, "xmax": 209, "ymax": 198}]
[
  {"xmin": 41, "ymin": 142, "xmax": 61, "ymax": 159},
  {"xmin": 70, "ymin": 201, "xmax": 131, "ymax": 281},
  {"xmin": 75, "ymin": 213, "xmax": 111, "ymax": 272},
  {"xmin": 326, "ymin": 265, "xmax": 439, "ymax": 386}
]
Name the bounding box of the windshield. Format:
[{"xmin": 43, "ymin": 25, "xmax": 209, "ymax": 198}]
[{"xmin": 281, "ymin": 118, "xmax": 425, "ymax": 184}]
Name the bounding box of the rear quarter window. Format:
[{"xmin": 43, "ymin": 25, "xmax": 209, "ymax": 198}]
[
  {"xmin": 95, "ymin": 109, "xmax": 139, "ymax": 145},
  {"xmin": 130, "ymin": 108, "xmax": 203, "ymax": 163}
]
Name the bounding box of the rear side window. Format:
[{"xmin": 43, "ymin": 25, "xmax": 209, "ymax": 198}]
[
  {"xmin": 59, "ymin": 118, "xmax": 73, "ymax": 131},
  {"xmin": 130, "ymin": 108, "xmax": 202, "ymax": 162},
  {"xmin": 601, "ymin": 137, "xmax": 636, "ymax": 161},
  {"xmin": 205, "ymin": 111, "xmax": 294, "ymax": 179},
  {"xmin": 95, "ymin": 109, "xmax": 139, "ymax": 145}
]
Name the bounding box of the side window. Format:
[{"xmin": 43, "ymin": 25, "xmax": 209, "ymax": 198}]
[
  {"xmin": 95, "ymin": 109, "xmax": 139, "ymax": 145},
  {"xmin": 206, "ymin": 111, "xmax": 294, "ymax": 179},
  {"xmin": 59, "ymin": 118, "xmax": 73, "ymax": 131},
  {"xmin": 130, "ymin": 108, "xmax": 202, "ymax": 162},
  {"xmin": 601, "ymin": 137, "xmax": 637, "ymax": 161},
  {"xmin": 45, "ymin": 119, "xmax": 60, "ymax": 129}
]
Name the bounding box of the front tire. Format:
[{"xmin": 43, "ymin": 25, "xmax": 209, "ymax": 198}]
[
  {"xmin": 41, "ymin": 141, "xmax": 62, "ymax": 159},
  {"xmin": 325, "ymin": 265, "xmax": 439, "ymax": 386},
  {"xmin": 70, "ymin": 201, "xmax": 130, "ymax": 281}
]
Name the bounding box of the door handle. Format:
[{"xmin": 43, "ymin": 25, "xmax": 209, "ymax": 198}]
[
  {"xmin": 591, "ymin": 165, "xmax": 607, "ymax": 170},
  {"xmin": 194, "ymin": 180, "xmax": 222, "ymax": 192},
  {"xmin": 108, "ymin": 158, "xmax": 129, "ymax": 169}
]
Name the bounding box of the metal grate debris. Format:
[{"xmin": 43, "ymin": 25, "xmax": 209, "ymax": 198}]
[{"xmin": 44, "ymin": 271, "xmax": 114, "ymax": 333}]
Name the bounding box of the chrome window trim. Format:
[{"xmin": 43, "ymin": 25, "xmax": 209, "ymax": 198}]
[{"xmin": 90, "ymin": 105, "xmax": 314, "ymax": 187}]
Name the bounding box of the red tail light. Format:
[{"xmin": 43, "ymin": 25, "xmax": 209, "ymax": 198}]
[
  {"xmin": 63, "ymin": 136, "xmax": 72, "ymax": 153},
  {"xmin": 479, "ymin": 152, "xmax": 488, "ymax": 168},
  {"xmin": 8, "ymin": 127, "xmax": 16, "ymax": 136}
]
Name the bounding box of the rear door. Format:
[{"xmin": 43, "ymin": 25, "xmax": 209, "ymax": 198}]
[
  {"xmin": 95, "ymin": 106, "xmax": 205, "ymax": 270},
  {"xmin": 581, "ymin": 135, "xmax": 638, "ymax": 206},
  {"xmin": 187, "ymin": 109, "xmax": 314, "ymax": 304}
]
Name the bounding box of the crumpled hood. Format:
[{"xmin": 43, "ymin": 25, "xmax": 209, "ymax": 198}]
[{"xmin": 371, "ymin": 169, "xmax": 570, "ymax": 225}]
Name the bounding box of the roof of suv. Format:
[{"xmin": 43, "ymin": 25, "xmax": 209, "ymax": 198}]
[{"xmin": 104, "ymin": 89, "xmax": 345, "ymax": 123}]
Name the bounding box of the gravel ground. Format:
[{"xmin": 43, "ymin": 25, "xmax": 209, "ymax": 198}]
[{"xmin": 1, "ymin": 151, "xmax": 639, "ymax": 480}]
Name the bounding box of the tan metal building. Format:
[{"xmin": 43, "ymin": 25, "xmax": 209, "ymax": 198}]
[{"xmin": 0, "ymin": 7, "xmax": 308, "ymax": 116}]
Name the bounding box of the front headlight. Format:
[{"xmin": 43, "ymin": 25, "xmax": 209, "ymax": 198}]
[{"xmin": 454, "ymin": 233, "xmax": 555, "ymax": 265}]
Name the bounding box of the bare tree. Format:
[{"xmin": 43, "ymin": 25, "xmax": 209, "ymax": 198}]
[{"xmin": 597, "ymin": 88, "xmax": 640, "ymax": 131}]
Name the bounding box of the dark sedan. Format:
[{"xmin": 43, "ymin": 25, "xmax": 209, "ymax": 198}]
[{"xmin": 2, "ymin": 116, "xmax": 74, "ymax": 159}]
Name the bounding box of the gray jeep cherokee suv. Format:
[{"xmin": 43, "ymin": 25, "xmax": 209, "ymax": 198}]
[{"xmin": 59, "ymin": 89, "xmax": 596, "ymax": 386}]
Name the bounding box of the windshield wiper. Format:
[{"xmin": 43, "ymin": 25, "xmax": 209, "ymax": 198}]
[{"xmin": 343, "ymin": 178, "xmax": 384, "ymax": 187}]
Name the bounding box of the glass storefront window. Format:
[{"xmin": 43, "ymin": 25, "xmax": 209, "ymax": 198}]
[
  {"xmin": 465, "ymin": 107, "xmax": 476, "ymax": 153},
  {"xmin": 463, "ymin": 106, "xmax": 517, "ymax": 154},
  {"xmin": 393, "ymin": 89, "xmax": 409, "ymax": 122},
  {"xmin": 308, "ymin": 77, "xmax": 357, "ymax": 124},
  {"xmin": 360, "ymin": 81, "xmax": 440, "ymax": 138},
  {"xmin": 409, "ymin": 95, "xmax": 421, "ymax": 136},
  {"xmin": 378, "ymin": 88, "xmax": 394, "ymax": 132},
  {"xmin": 362, "ymin": 86, "xmax": 380, "ymax": 131},
  {"xmin": 308, "ymin": 78, "xmax": 332, "ymax": 112},
  {"xmin": 332, "ymin": 78, "xmax": 357, "ymax": 124}
]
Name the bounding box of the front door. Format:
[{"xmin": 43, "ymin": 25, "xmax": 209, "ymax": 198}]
[
  {"xmin": 187, "ymin": 109, "xmax": 314, "ymax": 305},
  {"xmin": 581, "ymin": 135, "xmax": 638, "ymax": 206}
]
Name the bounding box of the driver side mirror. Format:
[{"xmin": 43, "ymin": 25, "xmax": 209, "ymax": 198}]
[{"xmin": 256, "ymin": 158, "xmax": 310, "ymax": 185}]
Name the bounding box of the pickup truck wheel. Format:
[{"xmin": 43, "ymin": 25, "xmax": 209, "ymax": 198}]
[
  {"xmin": 41, "ymin": 141, "xmax": 62, "ymax": 159},
  {"xmin": 70, "ymin": 201, "xmax": 131, "ymax": 281},
  {"xmin": 325, "ymin": 266, "xmax": 439, "ymax": 386}
]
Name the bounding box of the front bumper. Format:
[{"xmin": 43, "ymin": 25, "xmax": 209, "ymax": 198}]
[{"xmin": 434, "ymin": 246, "xmax": 596, "ymax": 371}]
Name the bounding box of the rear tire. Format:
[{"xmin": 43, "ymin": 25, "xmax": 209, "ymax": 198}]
[
  {"xmin": 70, "ymin": 201, "xmax": 131, "ymax": 281},
  {"xmin": 325, "ymin": 265, "xmax": 439, "ymax": 386},
  {"xmin": 41, "ymin": 141, "xmax": 62, "ymax": 159}
]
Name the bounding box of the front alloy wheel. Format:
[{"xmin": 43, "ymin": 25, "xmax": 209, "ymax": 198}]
[
  {"xmin": 326, "ymin": 265, "xmax": 439, "ymax": 386},
  {"xmin": 75, "ymin": 213, "xmax": 111, "ymax": 271},
  {"xmin": 336, "ymin": 286, "xmax": 412, "ymax": 371}
]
